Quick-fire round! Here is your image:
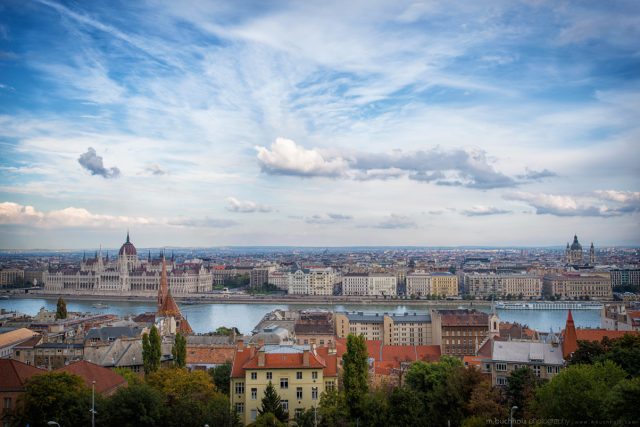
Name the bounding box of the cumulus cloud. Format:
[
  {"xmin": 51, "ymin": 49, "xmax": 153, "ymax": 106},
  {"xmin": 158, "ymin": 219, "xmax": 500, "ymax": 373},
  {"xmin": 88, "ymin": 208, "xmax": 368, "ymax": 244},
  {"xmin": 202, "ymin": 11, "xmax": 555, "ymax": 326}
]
[
  {"xmin": 305, "ymin": 213, "xmax": 353, "ymax": 224},
  {"xmin": 256, "ymin": 139, "xmax": 518, "ymax": 189},
  {"xmin": 461, "ymin": 205, "xmax": 511, "ymax": 216},
  {"xmin": 255, "ymin": 138, "xmax": 349, "ymax": 177},
  {"xmin": 373, "ymin": 214, "xmax": 417, "ymax": 229},
  {"xmin": 226, "ymin": 197, "xmax": 272, "ymax": 213},
  {"xmin": 0, "ymin": 202, "xmax": 153, "ymax": 228},
  {"xmin": 0, "ymin": 202, "xmax": 240, "ymax": 229},
  {"xmin": 78, "ymin": 147, "xmax": 121, "ymax": 178},
  {"xmin": 505, "ymin": 190, "xmax": 640, "ymax": 217}
]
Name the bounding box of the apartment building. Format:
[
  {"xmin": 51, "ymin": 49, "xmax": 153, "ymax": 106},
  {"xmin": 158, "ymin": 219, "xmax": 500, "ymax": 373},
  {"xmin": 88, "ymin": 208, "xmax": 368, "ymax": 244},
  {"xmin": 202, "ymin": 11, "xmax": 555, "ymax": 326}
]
[
  {"xmin": 431, "ymin": 273, "xmax": 459, "ymax": 297},
  {"xmin": 464, "ymin": 273, "xmax": 542, "ymax": 299},
  {"xmin": 543, "ymin": 273, "xmax": 613, "ymax": 300},
  {"xmin": 230, "ymin": 343, "xmax": 339, "ymax": 425},
  {"xmin": 342, "ymin": 273, "xmax": 397, "ymax": 296},
  {"xmin": 334, "ymin": 312, "xmax": 434, "ymax": 346},
  {"xmin": 432, "ymin": 309, "xmax": 499, "ymax": 356},
  {"xmin": 484, "ymin": 340, "xmax": 564, "ymax": 386}
]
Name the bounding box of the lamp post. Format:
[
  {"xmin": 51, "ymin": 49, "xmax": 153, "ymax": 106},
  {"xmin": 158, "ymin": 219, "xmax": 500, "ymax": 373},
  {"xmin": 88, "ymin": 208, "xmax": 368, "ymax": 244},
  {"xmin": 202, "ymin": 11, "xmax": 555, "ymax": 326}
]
[
  {"xmin": 47, "ymin": 422, "xmax": 61, "ymax": 427},
  {"xmin": 510, "ymin": 406, "xmax": 518, "ymax": 427},
  {"xmin": 90, "ymin": 380, "xmax": 96, "ymax": 427}
]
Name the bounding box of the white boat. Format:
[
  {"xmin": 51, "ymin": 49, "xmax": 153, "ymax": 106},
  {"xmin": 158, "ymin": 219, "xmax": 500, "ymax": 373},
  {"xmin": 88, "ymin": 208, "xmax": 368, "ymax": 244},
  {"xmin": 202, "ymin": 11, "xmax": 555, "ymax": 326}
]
[
  {"xmin": 91, "ymin": 302, "xmax": 110, "ymax": 309},
  {"xmin": 495, "ymin": 301, "xmax": 603, "ymax": 310}
]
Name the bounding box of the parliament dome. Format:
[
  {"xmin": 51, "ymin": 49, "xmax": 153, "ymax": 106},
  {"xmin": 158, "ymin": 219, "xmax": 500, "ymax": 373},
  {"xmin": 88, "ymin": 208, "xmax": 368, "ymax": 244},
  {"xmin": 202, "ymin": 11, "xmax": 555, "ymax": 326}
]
[{"xmin": 119, "ymin": 232, "xmax": 137, "ymax": 256}]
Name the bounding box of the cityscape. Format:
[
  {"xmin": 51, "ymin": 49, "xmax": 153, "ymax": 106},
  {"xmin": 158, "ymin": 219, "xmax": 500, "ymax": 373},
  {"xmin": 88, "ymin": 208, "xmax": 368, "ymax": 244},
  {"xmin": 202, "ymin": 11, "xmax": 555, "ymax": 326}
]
[{"xmin": 1, "ymin": 0, "xmax": 639, "ymax": 426}]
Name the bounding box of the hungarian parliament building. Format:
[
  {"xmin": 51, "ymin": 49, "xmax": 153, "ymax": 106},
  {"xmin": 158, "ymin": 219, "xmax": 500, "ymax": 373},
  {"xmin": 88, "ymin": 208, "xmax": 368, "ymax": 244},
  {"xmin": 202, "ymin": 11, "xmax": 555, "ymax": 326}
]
[{"xmin": 43, "ymin": 233, "xmax": 212, "ymax": 296}]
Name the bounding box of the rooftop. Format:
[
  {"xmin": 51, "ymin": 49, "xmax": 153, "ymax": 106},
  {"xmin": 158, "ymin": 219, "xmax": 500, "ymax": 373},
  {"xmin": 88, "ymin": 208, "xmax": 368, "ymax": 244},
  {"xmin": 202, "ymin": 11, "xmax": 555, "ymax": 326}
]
[{"xmin": 492, "ymin": 341, "xmax": 564, "ymax": 365}]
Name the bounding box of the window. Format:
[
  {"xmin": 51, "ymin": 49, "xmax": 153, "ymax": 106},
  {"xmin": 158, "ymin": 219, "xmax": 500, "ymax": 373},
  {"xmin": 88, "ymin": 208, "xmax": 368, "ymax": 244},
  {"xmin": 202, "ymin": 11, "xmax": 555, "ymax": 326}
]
[
  {"xmin": 235, "ymin": 382, "xmax": 245, "ymax": 394},
  {"xmin": 325, "ymin": 381, "xmax": 335, "ymax": 391},
  {"xmin": 295, "ymin": 408, "xmax": 304, "ymax": 418},
  {"xmin": 281, "ymin": 400, "xmax": 289, "ymax": 411},
  {"xmin": 250, "ymin": 409, "xmax": 257, "ymax": 422},
  {"xmin": 280, "ymin": 378, "xmax": 289, "ymax": 389},
  {"xmin": 312, "ymin": 387, "xmax": 318, "ymax": 400},
  {"xmin": 312, "ymin": 371, "xmax": 318, "ymax": 380},
  {"xmin": 496, "ymin": 377, "xmax": 507, "ymax": 386},
  {"xmin": 533, "ymin": 365, "xmax": 541, "ymax": 377},
  {"xmin": 547, "ymin": 366, "xmax": 554, "ymax": 374},
  {"xmin": 251, "ymin": 388, "xmax": 257, "ymax": 400},
  {"xmin": 297, "ymin": 387, "xmax": 303, "ymax": 399},
  {"xmin": 496, "ymin": 363, "xmax": 507, "ymax": 371},
  {"xmin": 296, "ymin": 371, "xmax": 303, "ymax": 380},
  {"xmin": 266, "ymin": 372, "xmax": 272, "ymax": 380},
  {"xmin": 251, "ymin": 372, "xmax": 257, "ymax": 380},
  {"xmin": 235, "ymin": 402, "xmax": 244, "ymax": 414},
  {"xmin": 3, "ymin": 398, "xmax": 11, "ymax": 409}
]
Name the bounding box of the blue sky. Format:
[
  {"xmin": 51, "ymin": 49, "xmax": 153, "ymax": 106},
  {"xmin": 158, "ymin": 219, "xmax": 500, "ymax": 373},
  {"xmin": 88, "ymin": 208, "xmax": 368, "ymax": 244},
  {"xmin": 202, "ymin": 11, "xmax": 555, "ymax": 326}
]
[{"xmin": 0, "ymin": 0, "xmax": 639, "ymax": 249}]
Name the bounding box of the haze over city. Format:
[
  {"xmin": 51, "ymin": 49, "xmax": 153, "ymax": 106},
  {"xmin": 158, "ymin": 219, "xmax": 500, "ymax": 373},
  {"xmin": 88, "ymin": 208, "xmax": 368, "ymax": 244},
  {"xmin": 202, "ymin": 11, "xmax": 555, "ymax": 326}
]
[{"xmin": 1, "ymin": 1, "xmax": 639, "ymax": 249}]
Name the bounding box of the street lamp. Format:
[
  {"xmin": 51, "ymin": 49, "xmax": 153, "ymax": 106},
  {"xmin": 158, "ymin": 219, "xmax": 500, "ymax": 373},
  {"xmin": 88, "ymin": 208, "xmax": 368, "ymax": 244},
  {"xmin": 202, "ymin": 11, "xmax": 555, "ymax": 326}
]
[
  {"xmin": 510, "ymin": 406, "xmax": 518, "ymax": 427},
  {"xmin": 90, "ymin": 380, "xmax": 97, "ymax": 427},
  {"xmin": 47, "ymin": 422, "xmax": 60, "ymax": 427}
]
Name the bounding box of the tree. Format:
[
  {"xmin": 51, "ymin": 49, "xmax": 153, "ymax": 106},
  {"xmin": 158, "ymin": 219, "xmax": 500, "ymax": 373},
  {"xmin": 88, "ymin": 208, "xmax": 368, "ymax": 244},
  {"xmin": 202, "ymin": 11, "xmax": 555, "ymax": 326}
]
[
  {"xmin": 534, "ymin": 361, "xmax": 627, "ymax": 422},
  {"xmin": 464, "ymin": 380, "xmax": 506, "ymax": 423},
  {"xmin": 102, "ymin": 383, "xmax": 164, "ymax": 427},
  {"xmin": 606, "ymin": 377, "xmax": 640, "ymax": 422},
  {"xmin": 505, "ymin": 367, "xmax": 543, "ymax": 418},
  {"xmin": 250, "ymin": 412, "xmax": 286, "ymax": 427},
  {"xmin": 55, "ymin": 296, "xmax": 67, "ymax": 320},
  {"xmin": 143, "ymin": 325, "xmax": 161, "ymax": 374},
  {"xmin": 172, "ymin": 332, "xmax": 187, "ymax": 368},
  {"xmin": 146, "ymin": 367, "xmax": 236, "ymax": 427},
  {"xmin": 209, "ymin": 362, "xmax": 232, "ymax": 395},
  {"xmin": 388, "ymin": 386, "xmax": 426, "ymax": 426},
  {"xmin": 14, "ymin": 371, "xmax": 94, "ymax": 427},
  {"xmin": 599, "ymin": 333, "xmax": 640, "ymax": 377},
  {"xmin": 342, "ymin": 334, "xmax": 368, "ymax": 419},
  {"xmin": 258, "ymin": 381, "xmax": 288, "ymax": 423},
  {"xmin": 316, "ymin": 389, "xmax": 350, "ymax": 427},
  {"xmin": 570, "ymin": 340, "xmax": 606, "ymax": 365}
]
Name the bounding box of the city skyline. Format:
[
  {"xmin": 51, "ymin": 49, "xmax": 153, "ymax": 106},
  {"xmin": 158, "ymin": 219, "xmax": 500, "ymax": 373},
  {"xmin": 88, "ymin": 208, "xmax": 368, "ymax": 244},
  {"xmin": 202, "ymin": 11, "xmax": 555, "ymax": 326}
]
[{"xmin": 1, "ymin": 1, "xmax": 639, "ymax": 249}]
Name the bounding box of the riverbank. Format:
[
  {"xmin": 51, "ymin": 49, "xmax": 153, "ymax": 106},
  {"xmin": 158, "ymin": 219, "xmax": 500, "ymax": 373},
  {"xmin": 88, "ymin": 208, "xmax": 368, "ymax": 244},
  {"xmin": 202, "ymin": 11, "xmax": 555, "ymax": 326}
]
[{"xmin": 7, "ymin": 291, "xmax": 495, "ymax": 307}]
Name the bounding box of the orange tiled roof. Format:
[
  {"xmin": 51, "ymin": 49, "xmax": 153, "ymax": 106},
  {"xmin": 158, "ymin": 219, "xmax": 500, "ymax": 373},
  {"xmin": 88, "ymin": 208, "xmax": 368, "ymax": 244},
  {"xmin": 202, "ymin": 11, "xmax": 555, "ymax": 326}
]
[
  {"xmin": 0, "ymin": 328, "xmax": 38, "ymax": 348},
  {"xmin": 463, "ymin": 356, "xmax": 483, "ymax": 367},
  {"xmin": 186, "ymin": 347, "xmax": 235, "ymax": 365},
  {"xmin": 0, "ymin": 359, "xmax": 46, "ymax": 391},
  {"xmin": 57, "ymin": 360, "xmax": 127, "ymax": 395},
  {"xmin": 575, "ymin": 329, "xmax": 639, "ymax": 342},
  {"xmin": 231, "ymin": 345, "xmax": 339, "ymax": 378}
]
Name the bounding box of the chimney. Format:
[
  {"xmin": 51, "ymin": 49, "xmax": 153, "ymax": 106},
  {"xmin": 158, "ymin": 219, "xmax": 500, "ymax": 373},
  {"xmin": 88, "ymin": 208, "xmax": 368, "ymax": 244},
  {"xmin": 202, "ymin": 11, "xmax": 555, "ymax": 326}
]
[
  {"xmin": 258, "ymin": 338, "xmax": 265, "ymax": 349},
  {"xmin": 303, "ymin": 349, "xmax": 310, "ymax": 367},
  {"xmin": 237, "ymin": 339, "xmax": 244, "ymax": 352},
  {"xmin": 250, "ymin": 346, "xmax": 256, "ymax": 359},
  {"xmin": 258, "ymin": 350, "xmax": 265, "ymax": 367}
]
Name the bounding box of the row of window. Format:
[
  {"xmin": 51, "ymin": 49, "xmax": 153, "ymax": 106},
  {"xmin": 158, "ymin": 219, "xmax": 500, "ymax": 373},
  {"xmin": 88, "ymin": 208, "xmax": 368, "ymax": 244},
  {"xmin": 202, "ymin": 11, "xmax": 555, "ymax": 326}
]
[
  {"xmin": 495, "ymin": 363, "xmax": 562, "ymax": 375},
  {"xmin": 248, "ymin": 371, "xmax": 319, "ymax": 381}
]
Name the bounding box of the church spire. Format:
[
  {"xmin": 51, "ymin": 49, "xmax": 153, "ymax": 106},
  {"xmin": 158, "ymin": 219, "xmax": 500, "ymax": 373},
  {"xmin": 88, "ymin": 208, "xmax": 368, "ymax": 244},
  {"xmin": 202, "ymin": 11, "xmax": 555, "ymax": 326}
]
[
  {"xmin": 157, "ymin": 255, "xmax": 169, "ymax": 312},
  {"xmin": 126, "ymin": 229, "xmax": 130, "ymax": 243},
  {"xmin": 563, "ymin": 310, "xmax": 578, "ymax": 360}
]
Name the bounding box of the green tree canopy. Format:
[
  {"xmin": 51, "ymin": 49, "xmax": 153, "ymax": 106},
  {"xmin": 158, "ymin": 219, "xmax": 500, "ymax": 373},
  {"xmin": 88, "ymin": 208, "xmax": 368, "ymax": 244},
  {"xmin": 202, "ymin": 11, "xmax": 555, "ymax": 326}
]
[
  {"xmin": 342, "ymin": 334, "xmax": 369, "ymax": 419},
  {"xmin": 55, "ymin": 297, "xmax": 67, "ymax": 320},
  {"xmin": 209, "ymin": 361, "xmax": 232, "ymax": 395},
  {"xmin": 505, "ymin": 367, "xmax": 544, "ymax": 418},
  {"xmin": 172, "ymin": 332, "xmax": 187, "ymax": 368},
  {"xmin": 142, "ymin": 324, "xmax": 161, "ymax": 374},
  {"xmin": 102, "ymin": 383, "xmax": 164, "ymax": 427},
  {"xmin": 15, "ymin": 371, "xmax": 94, "ymax": 427},
  {"xmin": 258, "ymin": 381, "xmax": 288, "ymax": 423},
  {"xmin": 534, "ymin": 360, "xmax": 627, "ymax": 422}
]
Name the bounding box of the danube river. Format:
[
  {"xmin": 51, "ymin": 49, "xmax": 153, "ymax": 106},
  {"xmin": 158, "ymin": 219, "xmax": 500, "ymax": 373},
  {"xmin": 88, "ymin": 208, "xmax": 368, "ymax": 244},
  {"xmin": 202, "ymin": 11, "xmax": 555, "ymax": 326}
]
[{"xmin": 0, "ymin": 298, "xmax": 601, "ymax": 335}]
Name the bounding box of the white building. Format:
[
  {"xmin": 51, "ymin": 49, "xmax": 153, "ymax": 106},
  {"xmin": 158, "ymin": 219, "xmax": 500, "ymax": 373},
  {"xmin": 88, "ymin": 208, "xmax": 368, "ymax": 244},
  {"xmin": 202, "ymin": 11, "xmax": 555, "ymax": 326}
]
[
  {"xmin": 44, "ymin": 233, "xmax": 212, "ymax": 296},
  {"xmin": 464, "ymin": 273, "xmax": 542, "ymax": 299},
  {"xmin": 342, "ymin": 273, "xmax": 397, "ymax": 296},
  {"xmin": 406, "ymin": 272, "xmax": 431, "ymax": 296},
  {"xmin": 287, "ymin": 268, "xmax": 337, "ymax": 296}
]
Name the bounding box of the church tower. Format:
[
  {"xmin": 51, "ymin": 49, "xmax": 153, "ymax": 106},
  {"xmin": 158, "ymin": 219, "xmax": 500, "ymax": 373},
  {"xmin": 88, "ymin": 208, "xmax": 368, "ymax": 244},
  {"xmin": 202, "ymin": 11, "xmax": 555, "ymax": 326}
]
[
  {"xmin": 589, "ymin": 242, "xmax": 595, "ymax": 265},
  {"xmin": 157, "ymin": 255, "xmax": 193, "ymax": 335}
]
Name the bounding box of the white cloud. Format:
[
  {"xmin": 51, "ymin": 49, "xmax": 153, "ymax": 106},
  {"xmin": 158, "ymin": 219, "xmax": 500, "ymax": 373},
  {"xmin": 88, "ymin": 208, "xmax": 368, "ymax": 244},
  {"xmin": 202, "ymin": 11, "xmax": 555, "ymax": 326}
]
[
  {"xmin": 505, "ymin": 191, "xmax": 640, "ymax": 217},
  {"xmin": 226, "ymin": 197, "xmax": 271, "ymax": 213},
  {"xmin": 373, "ymin": 214, "xmax": 417, "ymax": 229},
  {"xmin": 256, "ymin": 138, "xmax": 349, "ymax": 177},
  {"xmin": 461, "ymin": 206, "xmax": 511, "ymax": 216}
]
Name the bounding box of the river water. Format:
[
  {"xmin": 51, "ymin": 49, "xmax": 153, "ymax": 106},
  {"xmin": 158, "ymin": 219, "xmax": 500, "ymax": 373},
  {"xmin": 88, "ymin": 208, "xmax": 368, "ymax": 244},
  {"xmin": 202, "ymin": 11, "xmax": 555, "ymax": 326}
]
[{"xmin": 0, "ymin": 298, "xmax": 601, "ymax": 335}]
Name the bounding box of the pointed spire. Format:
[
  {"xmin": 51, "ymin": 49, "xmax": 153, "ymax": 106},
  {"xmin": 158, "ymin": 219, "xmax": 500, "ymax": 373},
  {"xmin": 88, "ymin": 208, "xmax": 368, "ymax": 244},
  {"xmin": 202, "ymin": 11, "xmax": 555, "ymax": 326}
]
[
  {"xmin": 83, "ymin": 251, "xmax": 86, "ymax": 262},
  {"xmin": 148, "ymin": 250, "xmax": 151, "ymax": 262},
  {"xmin": 563, "ymin": 309, "xmax": 578, "ymax": 359},
  {"xmin": 171, "ymin": 251, "xmax": 175, "ymax": 262},
  {"xmin": 126, "ymin": 229, "xmax": 130, "ymax": 243}
]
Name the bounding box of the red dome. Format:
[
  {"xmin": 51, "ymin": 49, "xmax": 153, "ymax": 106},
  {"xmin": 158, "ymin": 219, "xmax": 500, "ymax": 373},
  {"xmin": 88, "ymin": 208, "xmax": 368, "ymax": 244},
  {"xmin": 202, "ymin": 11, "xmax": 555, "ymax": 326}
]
[{"xmin": 119, "ymin": 232, "xmax": 137, "ymax": 256}]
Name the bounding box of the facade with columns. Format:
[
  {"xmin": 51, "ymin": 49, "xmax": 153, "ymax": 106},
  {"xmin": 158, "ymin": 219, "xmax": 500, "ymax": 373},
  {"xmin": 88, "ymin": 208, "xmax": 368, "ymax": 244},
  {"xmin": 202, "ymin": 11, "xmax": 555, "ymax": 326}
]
[{"xmin": 44, "ymin": 233, "xmax": 212, "ymax": 295}]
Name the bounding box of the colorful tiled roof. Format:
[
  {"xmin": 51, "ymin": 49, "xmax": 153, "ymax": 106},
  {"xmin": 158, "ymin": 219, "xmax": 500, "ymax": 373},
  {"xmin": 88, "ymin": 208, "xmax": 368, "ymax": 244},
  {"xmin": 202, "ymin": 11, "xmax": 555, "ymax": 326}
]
[
  {"xmin": 186, "ymin": 346, "xmax": 235, "ymax": 365},
  {"xmin": 575, "ymin": 329, "xmax": 639, "ymax": 342},
  {"xmin": 57, "ymin": 360, "xmax": 127, "ymax": 395},
  {"xmin": 0, "ymin": 359, "xmax": 46, "ymax": 391}
]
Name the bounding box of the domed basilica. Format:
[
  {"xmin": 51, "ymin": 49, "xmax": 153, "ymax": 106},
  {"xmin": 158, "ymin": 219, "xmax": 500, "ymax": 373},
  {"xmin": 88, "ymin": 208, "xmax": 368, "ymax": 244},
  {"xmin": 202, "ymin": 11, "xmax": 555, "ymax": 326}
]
[{"xmin": 565, "ymin": 235, "xmax": 596, "ymax": 266}]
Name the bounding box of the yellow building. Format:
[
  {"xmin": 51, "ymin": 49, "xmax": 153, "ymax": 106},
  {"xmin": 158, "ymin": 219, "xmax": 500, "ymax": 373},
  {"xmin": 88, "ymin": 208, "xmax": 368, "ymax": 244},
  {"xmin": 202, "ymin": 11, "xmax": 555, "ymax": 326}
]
[
  {"xmin": 230, "ymin": 343, "xmax": 339, "ymax": 425},
  {"xmin": 334, "ymin": 312, "xmax": 434, "ymax": 346},
  {"xmin": 544, "ymin": 273, "xmax": 612, "ymax": 300},
  {"xmin": 431, "ymin": 273, "xmax": 459, "ymax": 297}
]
